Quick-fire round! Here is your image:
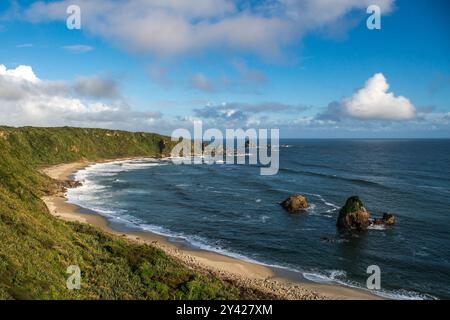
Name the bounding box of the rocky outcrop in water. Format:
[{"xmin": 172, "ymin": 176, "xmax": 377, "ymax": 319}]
[
  {"xmin": 336, "ymin": 196, "xmax": 371, "ymax": 231},
  {"xmin": 381, "ymin": 213, "xmax": 396, "ymax": 225},
  {"xmin": 281, "ymin": 195, "xmax": 310, "ymax": 213},
  {"xmin": 372, "ymin": 212, "xmax": 396, "ymax": 226}
]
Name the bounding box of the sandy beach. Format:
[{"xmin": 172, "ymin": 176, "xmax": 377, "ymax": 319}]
[{"xmin": 41, "ymin": 159, "xmax": 381, "ymax": 300}]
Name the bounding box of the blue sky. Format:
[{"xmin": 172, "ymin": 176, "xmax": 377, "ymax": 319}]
[{"xmin": 0, "ymin": 0, "xmax": 449, "ymax": 137}]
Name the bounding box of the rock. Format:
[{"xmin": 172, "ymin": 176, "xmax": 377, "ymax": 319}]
[
  {"xmin": 382, "ymin": 213, "xmax": 396, "ymax": 225},
  {"xmin": 44, "ymin": 180, "xmax": 81, "ymax": 197},
  {"xmin": 280, "ymin": 195, "xmax": 310, "ymax": 213},
  {"xmin": 336, "ymin": 196, "xmax": 371, "ymax": 231},
  {"xmin": 371, "ymin": 213, "xmax": 396, "ymax": 226},
  {"xmin": 63, "ymin": 180, "xmax": 82, "ymax": 189}
]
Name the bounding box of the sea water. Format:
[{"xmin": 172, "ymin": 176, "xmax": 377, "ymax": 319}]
[{"xmin": 67, "ymin": 139, "xmax": 450, "ymax": 299}]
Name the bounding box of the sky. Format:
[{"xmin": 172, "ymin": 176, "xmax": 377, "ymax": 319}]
[{"xmin": 0, "ymin": 0, "xmax": 449, "ymax": 138}]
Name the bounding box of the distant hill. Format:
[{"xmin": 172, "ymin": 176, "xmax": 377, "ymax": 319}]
[{"xmin": 0, "ymin": 126, "xmax": 262, "ymax": 299}]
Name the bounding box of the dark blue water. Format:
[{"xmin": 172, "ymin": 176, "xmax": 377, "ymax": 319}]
[{"xmin": 67, "ymin": 140, "xmax": 450, "ymax": 299}]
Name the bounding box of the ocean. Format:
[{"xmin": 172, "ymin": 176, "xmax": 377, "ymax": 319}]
[{"xmin": 66, "ymin": 139, "xmax": 450, "ymax": 300}]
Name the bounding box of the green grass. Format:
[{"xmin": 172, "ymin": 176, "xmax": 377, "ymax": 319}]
[
  {"xmin": 340, "ymin": 196, "xmax": 366, "ymax": 214},
  {"xmin": 0, "ymin": 126, "xmax": 267, "ymax": 300}
]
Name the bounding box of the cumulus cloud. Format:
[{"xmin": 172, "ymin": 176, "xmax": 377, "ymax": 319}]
[
  {"xmin": 1, "ymin": 64, "xmax": 446, "ymax": 137},
  {"xmin": 343, "ymin": 73, "xmax": 416, "ymax": 120},
  {"xmin": 0, "ymin": 64, "xmax": 161, "ymax": 130},
  {"xmin": 20, "ymin": 0, "xmax": 394, "ymax": 58},
  {"xmin": 0, "ymin": 64, "xmax": 39, "ymax": 83}
]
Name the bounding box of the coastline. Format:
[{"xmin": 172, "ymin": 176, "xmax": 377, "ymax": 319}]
[{"xmin": 41, "ymin": 159, "xmax": 381, "ymax": 300}]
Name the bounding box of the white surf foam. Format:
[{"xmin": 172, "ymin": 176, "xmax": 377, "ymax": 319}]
[{"xmin": 368, "ymin": 224, "xmax": 387, "ymax": 231}]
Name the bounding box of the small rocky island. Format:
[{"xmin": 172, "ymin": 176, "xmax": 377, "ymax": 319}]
[
  {"xmin": 280, "ymin": 195, "xmax": 310, "ymax": 213},
  {"xmin": 336, "ymin": 196, "xmax": 371, "ymax": 231},
  {"xmin": 373, "ymin": 213, "xmax": 396, "ymax": 226},
  {"xmin": 337, "ymin": 196, "xmax": 396, "ymax": 231},
  {"xmin": 280, "ymin": 194, "xmax": 396, "ymax": 232}
]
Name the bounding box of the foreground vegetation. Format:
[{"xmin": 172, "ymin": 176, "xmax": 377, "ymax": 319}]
[{"xmin": 0, "ymin": 126, "xmax": 265, "ymax": 300}]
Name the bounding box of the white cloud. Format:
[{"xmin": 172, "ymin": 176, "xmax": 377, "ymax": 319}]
[
  {"xmin": 22, "ymin": 0, "xmax": 394, "ymax": 58},
  {"xmin": 0, "ymin": 64, "xmax": 39, "ymax": 83},
  {"xmin": 0, "ymin": 64, "xmax": 161, "ymax": 130},
  {"xmin": 343, "ymin": 73, "xmax": 416, "ymax": 121},
  {"xmin": 3, "ymin": 65, "xmax": 445, "ymax": 137}
]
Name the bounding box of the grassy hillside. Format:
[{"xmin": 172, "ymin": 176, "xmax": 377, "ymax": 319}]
[{"xmin": 0, "ymin": 126, "xmax": 265, "ymax": 300}]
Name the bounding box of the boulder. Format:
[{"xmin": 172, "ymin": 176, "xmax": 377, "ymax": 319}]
[
  {"xmin": 336, "ymin": 196, "xmax": 371, "ymax": 231},
  {"xmin": 281, "ymin": 195, "xmax": 310, "ymax": 213},
  {"xmin": 372, "ymin": 213, "xmax": 396, "ymax": 226},
  {"xmin": 382, "ymin": 213, "xmax": 396, "ymax": 225}
]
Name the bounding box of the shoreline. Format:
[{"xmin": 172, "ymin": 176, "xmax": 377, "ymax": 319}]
[{"xmin": 41, "ymin": 159, "xmax": 381, "ymax": 300}]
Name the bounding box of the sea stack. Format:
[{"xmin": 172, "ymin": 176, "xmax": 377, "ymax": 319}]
[
  {"xmin": 281, "ymin": 195, "xmax": 310, "ymax": 213},
  {"xmin": 337, "ymin": 196, "xmax": 371, "ymax": 231}
]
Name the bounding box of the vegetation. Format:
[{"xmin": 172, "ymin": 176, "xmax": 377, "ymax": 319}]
[
  {"xmin": 0, "ymin": 126, "xmax": 264, "ymax": 300},
  {"xmin": 340, "ymin": 196, "xmax": 366, "ymax": 214}
]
